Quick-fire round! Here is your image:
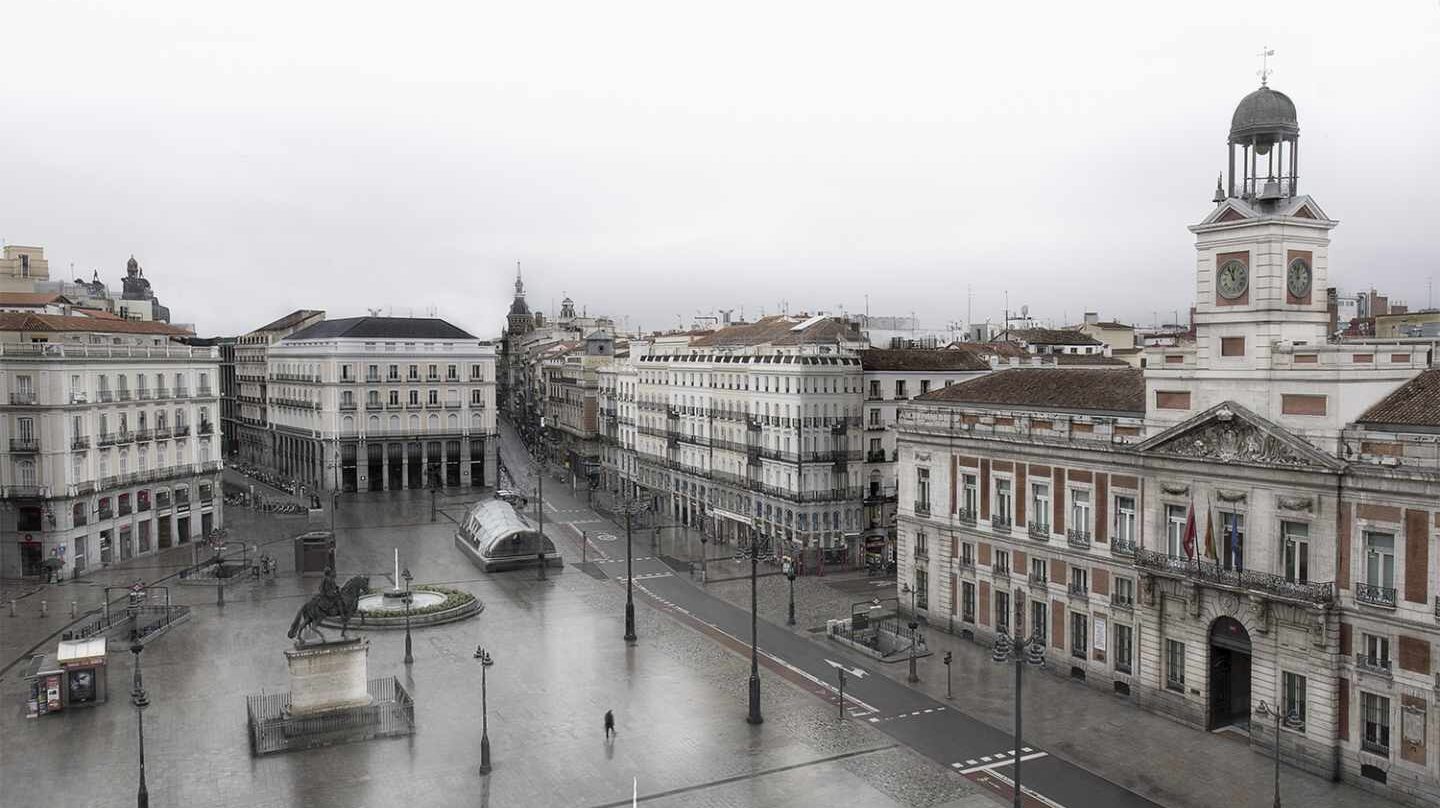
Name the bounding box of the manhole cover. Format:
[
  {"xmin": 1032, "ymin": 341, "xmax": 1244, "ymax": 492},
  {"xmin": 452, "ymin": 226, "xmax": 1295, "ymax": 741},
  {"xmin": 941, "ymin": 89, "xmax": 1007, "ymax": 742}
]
[{"xmin": 594, "ymin": 533, "xmax": 618, "ymax": 542}]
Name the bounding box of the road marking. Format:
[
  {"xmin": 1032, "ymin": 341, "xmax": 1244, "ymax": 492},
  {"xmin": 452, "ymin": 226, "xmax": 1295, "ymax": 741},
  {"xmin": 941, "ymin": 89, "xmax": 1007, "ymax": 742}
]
[
  {"xmin": 980, "ymin": 769, "xmax": 1068, "ymax": 808},
  {"xmin": 958, "ymin": 751, "xmax": 1049, "ymax": 775},
  {"xmin": 823, "ymin": 659, "xmax": 868, "ymax": 679},
  {"xmin": 617, "ymin": 572, "xmax": 672, "ymax": 582}
]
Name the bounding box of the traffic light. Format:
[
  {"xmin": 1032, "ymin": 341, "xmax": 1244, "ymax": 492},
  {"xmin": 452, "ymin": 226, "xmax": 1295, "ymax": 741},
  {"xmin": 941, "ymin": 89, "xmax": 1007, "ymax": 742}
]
[{"xmin": 943, "ymin": 651, "xmax": 953, "ymax": 666}]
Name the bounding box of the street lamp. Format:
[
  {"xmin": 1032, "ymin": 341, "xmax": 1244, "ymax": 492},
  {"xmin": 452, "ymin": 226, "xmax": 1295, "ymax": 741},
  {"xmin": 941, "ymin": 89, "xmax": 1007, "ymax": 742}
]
[
  {"xmin": 616, "ymin": 498, "xmax": 649, "ymax": 643},
  {"xmin": 741, "ymin": 523, "xmax": 767, "ymax": 725},
  {"xmin": 1254, "ymin": 700, "xmax": 1299, "ymax": 808},
  {"xmin": 901, "ymin": 582, "xmax": 919, "ymax": 683},
  {"xmin": 943, "ymin": 650, "xmax": 953, "ymax": 699},
  {"xmin": 129, "ymin": 640, "xmax": 150, "ymax": 808},
  {"xmin": 402, "ymin": 567, "xmax": 414, "ymax": 665},
  {"xmin": 783, "ymin": 556, "xmax": 797, "ymax": 626},
  {"xmin": 698, "ymin": 521, "xmax": 709, "ymax": 583},
  {"xmin": 473, "ymin": 645, "xmax": 494, "ymax": 775},
  {"xmin": 991, "ymin": 628, "xmax": 1046, "ymax": 808},
  {"xmin": 534, "ymin": 417, "xmax": 548, "ymax": 581}
]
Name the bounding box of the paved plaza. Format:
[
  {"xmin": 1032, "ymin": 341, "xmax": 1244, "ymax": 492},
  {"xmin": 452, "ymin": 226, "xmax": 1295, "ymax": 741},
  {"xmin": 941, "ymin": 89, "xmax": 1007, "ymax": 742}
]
[{"xmin": 0, "ymin": 431, "xmax": 1399, "ymax": 808}]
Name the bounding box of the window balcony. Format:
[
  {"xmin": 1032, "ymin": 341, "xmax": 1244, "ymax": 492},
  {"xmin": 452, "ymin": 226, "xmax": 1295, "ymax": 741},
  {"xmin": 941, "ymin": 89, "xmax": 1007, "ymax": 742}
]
[
  {"xmin": 914, "ymin": 547, "xmax": 929, "ymax": 561},
  {"xmin": 198, "ymin": 386, "xmax": 214, "ymax": 397},
  {"xmin": 174, "ymin": 425, "xmax": 191, "ymax": 437},
  {"xmin": 1068, "ymin": 582, "xmax": 1089, "ymax": 600},
  {"xmin": 1361, "ymin": 738, "xmax": 1390, "ymax": 757},
  {"xmin": 1067, "ymin": 529, "xmax": 1092, "ymax": 549},
  {"xmin": 991, "ymin": 516, "xmax": 1013, "ymax": 534},
  {"xmin": 913, "ymin": 500, "xmax": 931, "ymax": 517},
  {"xmin": 958, "ymin": 508, "xmax": 977, "ymax": 526},
  {"xmin": 175, "ymin": 387, "xmax": 191, "ymax": 398},
  {"xmin": 365, "ymin": 375, "xmax": 381, "ymax": 383},
  {"xmin": 133, "ymin": 429, "xmax": 153, "ymax": 442},
  {"xmin": 97, "ymin": 390, "xmax": 114, "ymax": 403},
  {"xmin": 154, "ymin": 387, "xmax": 170, "ymax": 399},
  {"xmin": 117, "ymin": 389, "xmax": 132, "ymax": 401},
  {"xmin": 71, "ymin": 435, "xmax": 90, "ymax": 451},
  {"xmin": 1356, "ymin": 583, "xmax": 1398, "ymax": 609},
  {"xmin": 866, "ymin": 450, "xmax": 888, "ymax": 463},
  {"xmin": 958, "ymin": 556, "xmax": 976, "ymax": 571},
  {"xmin": 1027, "ymin": 521, "xmax": 1051, "ymax": 541},
  {"xmin": 10, "ymin": 390, "xmax": 38, "ymax": 405},
  {"xmin": 136, "ymin": 388, "xmax": 152, "ymax": 399},
  {"xmin": 1071, "ymin": 644, "xmax": 1087, "ymax": 660},
  {"xmin": 199, "ymin": 422, "xmax": 214, "ymax": 435},
  {"xmin": 992, "ymin": 566, "xmax": 1011, "ymax": 580},
  {"xmin": 1355, "ymin": 654, "xmax": 1392, "ymax": 677},
  {"xmin": 98, "ymin": 506, "xmax": 114, "ymax": 520},
  {"xmin": 1134, "ymin": 548, "xmax": 1336, "ymax": 606},
  {"xmin": 9, "ymin": 437, "xmax": 39, "ymax": 452},
  {"xmin": 1111, "ymin": 597, "xmax": 1134, "ymax": 611},
  {"xmin": 365, "ymin": 401, "xmax": 384, "ymax": 410},
  {"xmin": 74, "ymin": 511, "xmax": 88, "ymax": 527},
  {"xmin": 339, "ymin": 401, "xmax": 357, "ymax": 411},
  {"xmin": 1110, "ymin": 537, "xmax": 1137, "ymax": 557},
  {"xmin": 1028, "ymin": 572, "xmax": 1049, "ymax": 588}
]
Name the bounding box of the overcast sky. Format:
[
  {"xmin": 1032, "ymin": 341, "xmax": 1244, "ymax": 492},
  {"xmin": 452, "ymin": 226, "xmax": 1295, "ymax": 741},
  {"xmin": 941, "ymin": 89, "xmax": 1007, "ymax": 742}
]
[{"xmin": 4, "ymin": 1, "xmax": 1438, "ymax": 338}]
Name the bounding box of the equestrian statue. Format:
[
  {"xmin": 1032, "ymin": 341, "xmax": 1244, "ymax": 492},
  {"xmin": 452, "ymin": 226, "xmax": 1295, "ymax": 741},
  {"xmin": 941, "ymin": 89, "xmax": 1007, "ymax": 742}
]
[{"xmin": 287, "ymin": 566, "xmax": 370, "ymax": 645}]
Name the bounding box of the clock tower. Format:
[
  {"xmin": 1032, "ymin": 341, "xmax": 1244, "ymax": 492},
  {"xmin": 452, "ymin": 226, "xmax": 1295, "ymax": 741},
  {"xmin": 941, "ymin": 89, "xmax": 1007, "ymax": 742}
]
[{"xmin": 1188, "ymin": 81, "xmax": 1335, "ymax": 366}]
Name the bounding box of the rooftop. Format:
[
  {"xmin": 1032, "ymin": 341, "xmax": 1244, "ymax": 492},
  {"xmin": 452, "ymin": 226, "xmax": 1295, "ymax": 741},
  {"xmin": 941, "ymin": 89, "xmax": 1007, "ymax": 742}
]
[
  {"xmin": 285, "ymin": 316, "xmax": 475, "ymax": 342},
  {"xmin": 254, "ymin": 309, "xmax": 325, "ymax": 333},
  {"xmin": 916, "ymin": 367, "xmax": 1145, "ymax": 414},
  {"xmin": 1357, "ymin": 369, "xmax": 1440, "ymax": 428},
  {"xmin": 1000, "ymin": 327, "xmax": 1102, "ymax": 346},
  {"xmin": 860, "ymin": 348, "xmax": 989, "ymax": 372},
  {"xmin": 0, "ymin": 292, "xmax": 74, "ymax": 307},
  {"xmin": 689, "ymin": 315, "xmax": 855, "ymax": 348},
  {"xmin": 0, "ymin": 312, "xmax": 193, "ymax": 336}
]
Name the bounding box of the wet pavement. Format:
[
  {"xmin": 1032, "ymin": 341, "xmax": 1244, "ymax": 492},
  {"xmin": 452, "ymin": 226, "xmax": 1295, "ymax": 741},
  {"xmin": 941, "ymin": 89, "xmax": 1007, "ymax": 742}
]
[{"xmin": 0, "ymin": 459, "xmax": 986, "ymax": 807}]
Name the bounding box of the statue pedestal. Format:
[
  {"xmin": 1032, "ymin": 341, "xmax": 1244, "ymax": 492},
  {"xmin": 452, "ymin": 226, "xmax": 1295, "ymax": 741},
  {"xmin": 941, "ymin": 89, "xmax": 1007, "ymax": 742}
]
[{"xmin": 284, "ymin": 638, "xmax": 372, "ymax": 717}]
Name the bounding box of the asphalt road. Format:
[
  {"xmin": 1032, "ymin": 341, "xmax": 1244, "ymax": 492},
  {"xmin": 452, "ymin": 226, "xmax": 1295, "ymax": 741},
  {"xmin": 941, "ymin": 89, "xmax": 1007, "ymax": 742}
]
[{"xmin": 496, "ymin": 423, "xmax": 1161, "ymax": 808}]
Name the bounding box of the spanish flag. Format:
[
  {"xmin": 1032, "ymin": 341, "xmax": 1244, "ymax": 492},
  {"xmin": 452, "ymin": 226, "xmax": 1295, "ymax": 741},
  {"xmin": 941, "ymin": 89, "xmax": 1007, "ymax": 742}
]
[{"xmin": 1203, "ymin": 505, "xmax": 1219, "ymax": 562}]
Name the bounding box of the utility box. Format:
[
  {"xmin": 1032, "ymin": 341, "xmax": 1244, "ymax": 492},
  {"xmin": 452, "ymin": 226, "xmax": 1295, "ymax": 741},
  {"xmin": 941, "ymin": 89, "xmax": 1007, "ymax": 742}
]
[{"xmin": 294, "ymin": 531, "xmax": 335, "ymax": 577}]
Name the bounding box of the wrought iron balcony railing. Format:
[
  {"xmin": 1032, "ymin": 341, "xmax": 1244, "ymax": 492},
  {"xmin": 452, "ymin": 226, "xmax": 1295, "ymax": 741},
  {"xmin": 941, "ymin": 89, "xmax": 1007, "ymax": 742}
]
[
  {"xmin": 1134, "ymin": 548, "xmax": 1335, "ymax": 605},
  {"xmin": 71, "ymin": 435, "xmax": 90, "ymax": 451},
  {"xmin": 958, "ymin": 508, "xmax": 977, "ymax": 526},
  {"xmin": 1355, "ymin": 654, "xmax": 1392, "ymax": 676},
  {"xmin": 1028, "ymin": 572, "xmax": 1049, "ymax": 588},
  {"xmin": 913, "ymin": 500, "xmax": 931, "ymax": 517},
  {"xmin": 1355, "ymin": 583, "xmax": 1397, "ymax": 608},
  {"xmin": 1067, "ymin": 529, "xmax": 1092, "ymax": 549},
  {"xmin": 1028, "ymin": 522, "xmax": 1051, "ymax": 541},
  {"xmin": 991, "ymin": 516, "xmax": 1013, "ymax": 534},
  {"xmin": 1068, "ymin": 582, "xmax": 1089, "ymax": 600},
  {"xmin": 9, "ymin": 437, "xmax": 39, "ymax": 452},
  {"xmin": 1110, "ymin": 537, "xmax": 1137, "ymax": 557}
]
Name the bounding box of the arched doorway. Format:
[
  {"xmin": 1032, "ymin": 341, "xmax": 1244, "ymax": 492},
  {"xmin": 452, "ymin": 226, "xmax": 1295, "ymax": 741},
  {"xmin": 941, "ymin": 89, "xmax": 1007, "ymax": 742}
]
[{"xmin": 1208, "ymin": 616, "xmax": 1252, "ymax": 730}]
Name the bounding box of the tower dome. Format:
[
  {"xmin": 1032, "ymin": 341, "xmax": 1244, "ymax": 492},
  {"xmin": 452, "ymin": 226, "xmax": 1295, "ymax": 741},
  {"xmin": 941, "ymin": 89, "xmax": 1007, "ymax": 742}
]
[{"xmin": 1229, "ymin": 86, "xmax": 1298, "ymax": 144}]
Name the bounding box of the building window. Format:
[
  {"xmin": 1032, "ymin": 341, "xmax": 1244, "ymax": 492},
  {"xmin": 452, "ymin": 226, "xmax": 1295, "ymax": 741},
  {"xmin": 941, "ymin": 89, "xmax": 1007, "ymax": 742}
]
[
  {"xmin": 388, "ymin": 364, "xmax": 399, "ymax": 381},
  {"xmin": 1114, "ymin": 495, "xmax": 1136, "ymax": 545},
  {"xmin": 1282, "ymin": 521, "xmax": 1309, "ymax": 583},
  {"xmin": 388, "ymin": 390, "xmax": 399, "ymax": 406},
  {"xmin": 1070, "ymin": 612, "xmax": 1088, "ymax": 658},
  {"xmin": 1031, "ymin": 601, "xmax": 1047, "ymax": 642},
  {"xmin": 914, "ymin": 530, "xmax": 928, "ymax": 559},
  {"xmin": 961, "ymin": 581, "xmax": 975, "ymax": 623},
  {"xmin": 471, "ymin": 389, "xmax": 483, "ymax": 405},
  {"xmin": 470, "ymin": 364, "xmax": 482, "ymax": 380},
  {"xmin": 1283, "ymin": 672, "xmax": 1307, "ymax": 729},
  {"xmin": 995, "ymin": 478, "xmax": 1012, "ymax": 525},
  {"xmin": 1220, "ymin": 511, "xmax": 1245, "ymax": 571},
  {"xmin": 868, "ymin": 408, "xmax": 880, "ymax": 426},
  {"xmin": 915, "ymin": 569, "xmax": 928, "ymax": 610},
  {"xmin": 1070, "ymin": 488, "xmax": 1091, "ymax": 535},
  {"xmin": 428, "ymin": 390, "xmax": 439, "ymax": 405},
  {"xmin": 994, "ymin": 548, "xmax": 1010, "ymax": 574},
  {"xmin": 1114, "ymin": 577, "xmax": 1135, "ymax": 607},
  {"xmin": 919, "ymin": 380, "xmax": 931, "ymax": 395},
  {"xmin": 1361, "ymin": 693, "xmax": 1391, "ymax": 755},
  {"xmin": 962, "ymin": 474, "xmax": 978, "ymax": 516},
  {"xmin": 341, "ymin": 364, "xmax": 352, "ymax": 380},
  {"xmin": 960, "ymin": 541, "xmax": 974, "ymax": 566},
  {"xmin": 1070, "ymin": 566, "xmax": 1088, "ymax": 595},
  {"xmin": 1166, "ymin": 640, "xmax": 1185, "ymax": 690},
  {"xmin": 408, "ymin": 365, "xmax": 419, "ymax": 381},
  {"xmin": 868, "ymin": 379, "xmax": 881, "ymax": 399},
  {"xmin": 1031, "ymin": 482, "xmax": 1050, "ymax": 531},
  {"xmin": 995, "ymin": 590, "xmax": 1010, "ymax": 633},
  {"xmin": 1362, "ymin": 633, "xmax": 1391, "ymax": 671},
  {"xmin": 1115, "ymin": 624, "xmax": 1134, "ymax": 673},
  {"xmin": 428, "ymin": 364, "xmax": 439, "ymax": 381},
  {"xmin": 409, "ymin": 390, "xmax": 419, "ymax": 406},
  {"xmin": 367, "ymin": 364, "xmax": 379, "ymax": 382},
  {"xmin": 915, "ymin": 468, "xmax": 930, "ymax": 512},
  {"xmin": 895, "ymin": 380, "xmax": 907, "ymax": 399},
  {"xmin": 1030, "ymin": 557, "xmax": 1047, "ymax": 583},
  {"xmin": 1364, "ymin": 531, "xmax": 1395, "ymax": 593},
  {"xmin": 1166, "ymin": 504, "xmax": 1188, "ymax": 558},
  {"xmin": 447, "ymin": 364, "xmax": 458, "ymax": 381}
]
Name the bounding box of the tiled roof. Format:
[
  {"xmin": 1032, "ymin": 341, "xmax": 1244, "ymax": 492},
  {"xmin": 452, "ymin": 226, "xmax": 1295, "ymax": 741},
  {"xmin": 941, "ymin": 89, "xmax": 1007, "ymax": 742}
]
[
  {"xmin": 0, "ymin": 312, "xmax": 192, "ymax": 335},
  {"xmin": 286, "ymin": 316, "xmax": 475, "ymax": 341},
  {"xmin": 1053, "ymin": 354, "xmax": 1131, "ymax": 366},
  {"xmin": 690, "ymin": 315, "xmax": 855, "ymax": 347},
  {"xmin": 1002, "ymin": 328, "xmax": 1102, "ymax": 346},
  {"xmin": 0, "ymin": 292, "xmax": 73, "ymax": 307},
  {"xmin": 860, "ymin": 348, "xmax": 989, "ymax": 372},
  {"xmin": 1357, "ymin": 370, "xmax": 1440, "ymax": 428},
  {"xmin": 917, "ymin": 367, "xmax": 1145, "ymax": 414},
  {"xmin": 255, "ymin": 309, "xmax": 325, "ymax": 333}
]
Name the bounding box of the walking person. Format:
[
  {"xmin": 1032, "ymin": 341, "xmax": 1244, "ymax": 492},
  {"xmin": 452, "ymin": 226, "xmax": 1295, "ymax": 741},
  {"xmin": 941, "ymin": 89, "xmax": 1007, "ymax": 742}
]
[{"xmin": 604, "ymin": 709, "xmax": 616, "ymax": 740}]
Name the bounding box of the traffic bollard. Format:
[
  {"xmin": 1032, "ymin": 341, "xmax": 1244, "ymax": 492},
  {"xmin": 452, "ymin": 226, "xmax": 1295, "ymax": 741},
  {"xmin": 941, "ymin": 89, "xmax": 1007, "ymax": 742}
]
[
  {"xmin": 8, "ymin": 599, "xmax": 15, "ymax": 617},
  {"xmin": 71, "ymin": 601, "xmax": 78, "ymax": 618},
  {"xmin": 40, "ymin": 600, "xmax": 48, "ymax": 617}
]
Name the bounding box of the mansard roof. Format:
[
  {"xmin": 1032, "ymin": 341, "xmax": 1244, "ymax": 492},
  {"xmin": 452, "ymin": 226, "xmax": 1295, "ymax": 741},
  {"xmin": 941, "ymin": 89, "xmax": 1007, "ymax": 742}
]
[
  {"xmin": 860, "ymin": 348, "xmax": 989, "ymax": 372},
  {"xmin": 286, "ymin": 316, "xmax": 475, "ymax": 341},
  {"xmin": 255, "ymin": 309, "xmax": 325, "ymax": 333},
  {"xmin": 1356, "ymin": 369, "xmax": 1440, "ymax": 429},
  {"xmin": 916, "ymin": 367, "xmax": 1144, "ymax": 415},
  {"xmin": 1136, "ymin": 400, "xmax": 1343, "ymax": 471}
]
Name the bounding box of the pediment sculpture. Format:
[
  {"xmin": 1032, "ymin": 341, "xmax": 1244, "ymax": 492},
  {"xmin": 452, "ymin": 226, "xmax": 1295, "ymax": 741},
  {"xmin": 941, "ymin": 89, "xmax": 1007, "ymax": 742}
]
[{"xmin": 1152, "ymin": 419, "xmax": 1315, "ymax": 467}]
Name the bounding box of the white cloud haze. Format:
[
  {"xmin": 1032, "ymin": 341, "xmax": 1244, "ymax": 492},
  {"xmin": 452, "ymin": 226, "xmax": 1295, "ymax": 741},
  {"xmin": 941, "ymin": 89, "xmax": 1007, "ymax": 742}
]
[{"xmin": 3, "ymin": 0, "xmax": 1437, "ymax": 337}]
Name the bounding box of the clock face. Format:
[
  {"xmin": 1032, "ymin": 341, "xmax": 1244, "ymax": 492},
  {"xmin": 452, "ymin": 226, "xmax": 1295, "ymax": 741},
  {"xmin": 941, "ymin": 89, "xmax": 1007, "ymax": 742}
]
[
  {"xmin": 1216, "ymin": 259, "xmax": 1249, "ymax": 300},
  {"xmin": 1287, "ymin": 257, "xmax": 1312, "ymax": 298}
]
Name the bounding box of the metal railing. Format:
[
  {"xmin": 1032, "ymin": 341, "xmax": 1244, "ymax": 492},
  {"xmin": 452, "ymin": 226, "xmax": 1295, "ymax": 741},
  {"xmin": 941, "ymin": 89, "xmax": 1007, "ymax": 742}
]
[
  {"xmin": 247, "ymin": 676, "xmax": 415, "ymax": 755},
  {"xmin": 1134, "ymin": 548, "xmax": 1335, "ymax": 605},
  {"xmin": 9, "ymin": 437, "xmax": 39, "ymax": 452},
  {"xmin": 1111, "ymin": 537, "xmax": 1137, "ymax": 557},
  {"xmin": 992, "ymin": 516, "xmax": 1013, "ymax": 534},
  {"xmin": 118, "ymin": 389, "xmax": 133, "ymax": 401},
  {"xmin": 1355, "ymin": 654, "xmax": 1392, "ymax": 676},
  {"xmin": 1360, "ymin": 738, "xmax": 1390, "ymax": 756},
  {"xmin": 914, "ymin": 500, "xmax": 931, "ymax": 517},
  {"xmin": 1028, "ymin": 522, "xmax": 1051, "ymax": 541},
  {"xmin": 958, "ymin": 508, "xmax": 977, "ymax": 526},
  {"xmin": 97, "ymin": 390, "xmax": 114, "ymax": 402},
  {"xmin": 1068, "ymin": 582, "xmax": 1089, "ymax": 600},
  {"xmin": 1355, "ymin": 583, "xmax": 1397, "ymax": 608},
  {"xmin": 0, "ymin": 343, "xmax": 217, "ymax": 360},
  {"xmin": 1028, "ymin": 572, "xmax": 1049, "ymax": 588},
  {"xmin": 1067, "ymin": 529, "xmax": 1092, "ymax": 549},
  {"xmin": 9, "ymin": 391, "xmax": 38, "ymax": 405}
]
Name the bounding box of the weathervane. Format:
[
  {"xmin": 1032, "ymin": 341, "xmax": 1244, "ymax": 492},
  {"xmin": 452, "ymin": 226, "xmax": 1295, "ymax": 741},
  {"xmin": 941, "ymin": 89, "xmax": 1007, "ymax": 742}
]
[{"xmin": 1257, "ymin": 46, "xmax": 1275, "ymax": 86}]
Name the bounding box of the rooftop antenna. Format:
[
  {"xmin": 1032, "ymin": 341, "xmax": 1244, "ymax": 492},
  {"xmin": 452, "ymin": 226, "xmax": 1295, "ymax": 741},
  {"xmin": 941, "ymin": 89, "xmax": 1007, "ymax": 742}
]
[{"xmin": 1256, "ymin": 46, "xmax": 1275, "ymax": 86}]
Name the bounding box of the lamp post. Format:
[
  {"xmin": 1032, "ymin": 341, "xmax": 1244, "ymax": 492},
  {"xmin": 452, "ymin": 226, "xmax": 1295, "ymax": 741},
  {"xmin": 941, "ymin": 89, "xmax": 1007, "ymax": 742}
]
[
  {"xmin": 901, "ymin": 582, "xmax": 919, "ymax": 683},
  {"xmin": 1254, "ymin": 700, "xmax": 1298, "ymax": 808},
  {"xmin": 130, "ymin": 640, "xmax": 150, "ymax": 808},
  {"xmin": 473, "ymin": 645, "xmax": 494, "ymax": 775},
  {"xmin": 943, "ymin": 651, "xmax": 953, "ymax": 699},
  {"xmin": 783, "ymin": 556, "xmax": 797, "ymax": 626},
  {"xmin": 429, "ymin": 468, "xmax": 438, "ymax": 523},
  {"xmin": 402, "ymin": 566, "xmax": 414, "ymax": 665},
  {"xmin": 743, "ymin": 523, "xmax": 765, "ymax": 725},
  {"xmin": 535, "ymin": 417, "xmax": 547, "ymax": 581},
  {"xmin": 616, "ymin": 497, "xmax": 648, "ymax": 643},
  {"xmin": 698, "ymin": 522, "xmax": 709, "ymax": 583},
  {"xmin": 991, "ymin": 629, "xmax": 1046, "ymax": 808}
]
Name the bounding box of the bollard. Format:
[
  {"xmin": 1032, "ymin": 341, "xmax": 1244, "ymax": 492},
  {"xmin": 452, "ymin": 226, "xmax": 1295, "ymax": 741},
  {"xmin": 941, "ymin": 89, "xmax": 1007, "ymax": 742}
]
[
  {"xmin": 8, "ymin": 599, "xmax": 14, "ymax": 618},
  {"xmin": 70, "ymin": 601, "xmax": 78, "ymax": 618},
  {"xmin": 40, "ymin": 600, "xmax": 48, "ymax": 617}
]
